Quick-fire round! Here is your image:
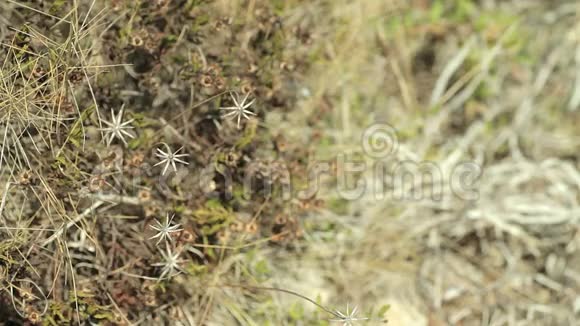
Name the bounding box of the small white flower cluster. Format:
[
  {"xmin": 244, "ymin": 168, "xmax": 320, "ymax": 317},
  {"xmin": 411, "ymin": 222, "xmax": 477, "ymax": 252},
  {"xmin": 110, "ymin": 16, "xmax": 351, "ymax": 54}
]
[
  {"xmin": 100, "ymin": 90, "xmax": 256, "ymax": 146},
  {"xmin": 99, "ymin": 105, "xmax": 135, "ymax": 146},
  {"xmin": 330, "ymin": 304, "xmax": 370, "ymax": 325},
  {"xmin": 100, "ymin": 90, "xmax": 257, "ymax": 172},
  {"xmin": 153, "ymin": 144, "xmax": 189, "ymax": 176},
  {"xmin": 219, "ymin": 91, "xmax": 256, "ymax": 129},
  {"xmin": 98, "ymin": 91, "xmax": 256, "ymax": 281},
  {"xmin": 149, "ymin": 213, "xmax": 182, "ymax": 245},
  {"xmin": 148, "ymin": 213, "xmax": 185, "ymax": 280},
  {"xmin": 151, "ymin": 243, "xmax": 185, "ymax": 280}
]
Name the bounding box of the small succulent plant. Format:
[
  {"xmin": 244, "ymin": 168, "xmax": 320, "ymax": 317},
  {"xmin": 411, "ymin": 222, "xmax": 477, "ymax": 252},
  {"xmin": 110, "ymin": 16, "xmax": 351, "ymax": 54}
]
[
  {"xmin": 152, "ymin": 244, "xmax": 185, "ymax": 280},
  {"xmin": 219, "ymin": 91, "xmax": 257, "ymax": 129},
  {"xmin": 149, "ymin": 213, "xmax": 183, "ymax": 245},
  {"xmin": 154, "ymin": 144, "xmax": 190, "ymax": 175},
  {"xmin": 100, "ymin": 105, "xmax": 135, "ymax": 146}
]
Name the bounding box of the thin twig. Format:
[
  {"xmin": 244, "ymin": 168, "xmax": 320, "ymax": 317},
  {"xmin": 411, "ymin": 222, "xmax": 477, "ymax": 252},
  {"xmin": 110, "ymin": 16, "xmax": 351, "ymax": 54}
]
[
  {"xmin": 218, "ymin": 284, "xmax": 342, "ymax": 319},
  {"xmin": 41, "ymin": 200, "xmax": 103, "ymax": 247}
]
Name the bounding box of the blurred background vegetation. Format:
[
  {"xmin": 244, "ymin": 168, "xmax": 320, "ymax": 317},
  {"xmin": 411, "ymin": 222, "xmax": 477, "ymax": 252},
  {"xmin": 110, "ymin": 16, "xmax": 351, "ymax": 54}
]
[{"xmin": 0, "ymin": 0, "xmax": 579, "ymax": 325}]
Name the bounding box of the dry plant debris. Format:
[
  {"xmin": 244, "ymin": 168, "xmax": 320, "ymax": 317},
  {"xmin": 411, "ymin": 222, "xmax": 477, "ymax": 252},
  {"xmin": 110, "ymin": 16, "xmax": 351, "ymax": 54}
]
[{"xmin": 1, "ymin": 0, "xmax": 579, "ymax": 325}]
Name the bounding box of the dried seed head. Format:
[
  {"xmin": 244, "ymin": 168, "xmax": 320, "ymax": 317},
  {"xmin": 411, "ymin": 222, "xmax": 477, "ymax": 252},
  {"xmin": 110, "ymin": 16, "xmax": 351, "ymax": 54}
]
[
  {"xmin": 68, "ymin": 71, "xmax": 83, "ymax": 83},
  {"xmin": 111, "ymin": 0, "xmax": 123, "ymax": 11},
  {"xmin": 19, "ymin": 285, "xmax": 34, "ymax": 301},
  {"xmin": 138, "ymin": 189, "xmax": 152, "ymax": 203},
  {"xmin": 240, "ymin": 81, "xmax": 254, "ymax": 95},
  {"xmin": 205, "ymin": 63, "xmax": 222, "ymax": 76},
  {"xmin": 144, "ymin": 39, "xmax": 158, "ymax": 52},
  {"xmin": 201, "ymin": 180, "xmax": 217, "ymax": 194},
  {"xmin": 214, "ymin": 76, "xmax": 226, "ymax": 90},
  {"xmin": 144, "ymin": 294, "xmax": 157, "ymax": 307},
  {"xmin": 216, "ymin": 230, "xmax": 230, "ymax": 244},
  {"xmin": 190, "ymin": 51, "xmax": 203, "ymax": 66},
  {"xmin": 60, "ymin": 306, "xmax": 73, "ymax": 321},
  {"xmin": 26, "ymin": 309, "xmax": 41, "ymax": 324},
  {"xmin": 179, "ymin": 65, "xmax": 196, "ymax": 80},
  {"xmin": 274, "ymin": 214, "xmax": 287, "ymax": 225},
  {"xmin": 294, "ymin": 228, "xmax": 304, "ymax": 238},
  {"xmin": 113, "ymin": 314, "xmax": 125, "ymax": 325},
  {"xmin": 128, "ymin": 152, "xmax": 145, "ymax": 168},
  {"xmin": 275, "ymin": 137, "xmax": 288, "ymax": 152},
  {"xmin": 245, "ymin": 222, "xmax": 259, "ymax": 235},
  {"xmin": 248, "ymin": 63, "xmax": 259, "ymax": 74},
  {"xmin": 16, "ymin": 170, "xmax": 33, "ymax": 186},
  {"xmin": 61, "ymin": 101, "xmax": 76, "ymax": 115},
  {"xmin": 214, "ymin": 20, "xmax": 225, "ymax": 31},
  {"xmin": 144, "ymin": 206, "xmax": 157, "ymax": 218},
  {"xmin": 131, "ymin": 35, "xmax": 144, "ymax": 47},
  {"xmin": 179, "ymin": 229, "xmax": 196, "ymax": 243},
  {"xmin": 141, "ymin": 281, "xmax": 156, "ymax": 293},
  {"xmin": 224, "ymin": 151, "xmax": 239, "ymax": 166},
  {"xmin": 200, "ymin": 75, "xmax": 213, "ymax": 88},
  {"xmin": 147, "ymin": 77, "xmax": 161, "ymax": 91},
  {"xmin": 88, "ymin": 175, "xmax": 106, "ymax": 192},
  {"xmin": 280, "ymin": 61, "xmax": 295, "ymax": 71},
  {"xmin": 101, "ymin": 151, "xmax": 118, "ymax": 170},
  {"xmin": 155, "ymin": 0, "xmax": 170, "ymax": 10},
  {"xmin": 297, "ymin": 199, "xmax": 313, "ymax": 210},
  {"xmin": 230, "ymin": 220, "xmax": 244, "ymax": 233},
  {"xmin": 32, "ymin": 66, "xmax": 45, "ymax": 79}
]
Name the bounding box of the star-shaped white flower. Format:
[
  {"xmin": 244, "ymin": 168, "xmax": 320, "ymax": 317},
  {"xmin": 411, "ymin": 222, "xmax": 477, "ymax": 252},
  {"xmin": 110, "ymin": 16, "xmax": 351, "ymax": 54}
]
[
  {"xmin": 100, "ymin": 105, "xmax": 135, "ymax": 146},
  {"xmin": 154, "ymin": 144, "xmax": 189, "ymax": 175},
  {"xmin": 330, "ymin": 304, "xmax": 369, "ymax": 326},
  {"xmin": 149, "ymin": 213, "xmax": 183, "ymax": 245},
  {"xmin": 219, "ymin": 91, "xmax": 256, "ymax": 129},
  {"xmin": 152, "ymin": 244, "xmax": 185, "ymax": 280}
]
